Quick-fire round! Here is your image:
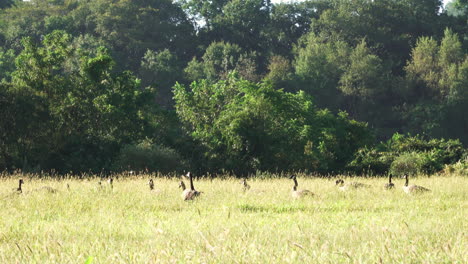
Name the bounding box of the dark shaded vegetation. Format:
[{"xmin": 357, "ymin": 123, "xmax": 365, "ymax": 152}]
[{"xmin": 0, "ymin": 0, "xmax": 467, "ymax": 176}]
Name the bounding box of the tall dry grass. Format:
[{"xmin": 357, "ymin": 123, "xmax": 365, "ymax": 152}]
[{"xmin": 0, "ymin": 174, "xmax": 466, "ymax": 263}]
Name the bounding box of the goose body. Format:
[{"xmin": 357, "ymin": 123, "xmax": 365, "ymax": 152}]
[
  {"xmin": 15, "ymin": 179, "xmax": 24, "ymax": 194},
  {"xmin": 290, "ymin": 175, "xmax": 313, "ymax": 198},
  {"xmin": 403, "ymin": 174, "xmax": 430, "ymax": 194},
  {"xmin": 148, "ymin": 179, "xmax": 154, "ymax": 190},
  {"xmin": 180, "ymin": 172, "xmax": 201, "ymax": 200},
  {"xmin": 148, "ymin": 179, "xmax": 161, "ymax": 193},
  {"xmin": 384, "ymin": 174, "xmax": 395, "ymax": 190},
  {"xmin": 241, "ymin": 178, "xmax": 251, "ymax": 191},
  {"xmin": 336, "ymin": 179, "xmax": 369, "ymax": 191}
]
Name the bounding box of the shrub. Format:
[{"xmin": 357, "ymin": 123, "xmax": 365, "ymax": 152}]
[
  {"xmin": 387, "ymin": 133, "xmax": 465, "ymax": 164},
  {"xmin": 442, "ymin": 157, "xmax": 468, "ymax": 176},
  {"xmin": 346, "ymin": 148, "xmax": 395, "ymax": 175},
  {"xmin": 348, "ymin": 133, "xmax": 467, "ymax": 175}
]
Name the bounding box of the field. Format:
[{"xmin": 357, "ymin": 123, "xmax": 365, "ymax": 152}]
[{"xmin": 0, "ymin": 174, "xmax": 466, "ymax": 263}]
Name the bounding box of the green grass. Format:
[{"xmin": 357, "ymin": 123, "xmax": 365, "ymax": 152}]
[{"xmin": 0, "ymin": 174, "xmax": 467, "ymax": 263}]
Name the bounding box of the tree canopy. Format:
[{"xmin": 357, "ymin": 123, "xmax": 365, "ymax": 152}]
[{"xmin": 0, "ymin": 0, "xmax": 466, "ymax": 175}]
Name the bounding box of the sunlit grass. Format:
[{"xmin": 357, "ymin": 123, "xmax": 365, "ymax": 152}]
[{"xmin": 0, "ymin": 174, "xmax": 466, "ymax": 263}]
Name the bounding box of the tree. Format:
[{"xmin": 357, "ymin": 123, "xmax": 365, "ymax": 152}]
[
  {"xmin": 0, "ymin": 48, "xmax": 16, "ymax": 82},
  {"xmin": 179, "ymin": 0, "xmax": 231, "ymax": 30},
  {"xmin": 403, "ymin": 29, "xmax": 468, "ymax": 143},
  {"xmin": 267, "ymin": 1, "xmax": 330, "ymax": 57},
  {"xmin": 140, "ymin": 49, "xmax": 184, "ymax": 107},
  {"xmin": 311, "ymin": 0, "xmax": 445, "ymax": 75},
  {"xmin": 294, "ymin": 33, "xmax": 350, "ymax": 110},
  {"xmin": 446, "ymin": 0, "xmax": 468, "ymax": 17},
  {"xmin": 89, "ymin": 0, "xmax": 196, "ymax": 71},
  {"xmin": 0, "ymin": 0, "xmax": 16, "ymax": 9},
  {"xmin": 184, "ymin": 41, "xmax": 259, "ymax": 83},
  {"xmin": 8, "ymin": 31, "xmax": 159, "ymax": 172},
  {"xmin": 174, "ymin": 74, "xmax": 371, "ymax": 174},
  {"xmin": 208, "ymin": 0, "xmax": 271, "ymax": 54},
  {"xmin": 339, "ymin": 39, "xmax": 388, "ymax": 102},
  {"xmin": 264, "ymin": 55, "xmax": 294, "ymax": 89},
  {"xmin": 0, "ymin": 82, "xmax": 50, "ymax": 171},
  {"xmin": 405, "ymin": 29, "xmax": 466, "ymax": 100}
]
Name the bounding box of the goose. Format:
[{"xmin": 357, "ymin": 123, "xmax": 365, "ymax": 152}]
[
  {"xmin": 180, "ymin": 172, "xmax": 201, "ymax": 201},
  {"xmin": 107, "ymin": 178, "xmax": 113, "ymax": 189},
  {"xmin": 336, "ymin": 179, "xmax": 369, "ymax": 191},
  {"xmin": 3, "ymin": 179, "xmax": 24, "ymax": 199},
  {"xmin": 402, "ymin": 174, "xmax": 430, "ymax": 194},
  {"xmin": 15, "ymin": 179, "xmax": 24, "ymax": 194},
  {"xmin": 290, "ymin": 175, "xmax": 314, "ymax": 198},
  {"xmin": 241, "ymin": 178, "xmax": 251, "ymax": 191},
  {"xmin": 384, "ymin": 174, "xmax": 395, "ymax": 190},
  {"xmin": 148, "ymin": 179, "xmax": 154, "ymax": 190}
]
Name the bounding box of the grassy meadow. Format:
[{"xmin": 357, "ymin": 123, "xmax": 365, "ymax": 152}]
[{"xmin": 0, "ymin": 174, "xmax": 466, "ymax": 263}]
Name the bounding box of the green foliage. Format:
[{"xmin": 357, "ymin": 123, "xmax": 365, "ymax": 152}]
[
  {"xmin": 446, "ymin": 0, "xmax": 468, "ymax": 17},
  {"xmin": 185, "ymin": 41, "xmax": 259, "ymax": 83},
  {"xmin": 0, "ymin": 82, "xmax": 52, "ymax": 172},
  {"xmin": 402, "ymin": 29, "xmax": 468, "ymax": 143},
  {"xmin": 264, "ymin": 55, "xmax": 294, "ymax": 88},
  {"xmin": 2, "ymin": 31, "xmax": 159, "ymax": 173},
  {"xmin": 140, "ymin": 49, "xmax": 184, "ymax": 106},
  {"xmin": 268, "ymin": 1, "xmax": 327, "ymax": 57},
  {"xmin": 174, "ymin": 74, "xmax": 371, "ymax": 174},
  {"xmin": 0, "ymin": 0, "xmax": 15, "ymax": 9},
  {"xmin": 84, "ymin": 256, "xmax": 93, "ymax": 264},
  {"xmin": 0, "ymin": 0, "xmax": 466, "ymax": 174},
  {"xmin": 390, "ymin": 150, "xmax": 451, "ymax": 175},
  {"xmin": 211, "ymin": 0, "xmax": 270, "ymax": 52},
  {"xmin": 348, "ymin": 133, "xmax": 466, "ymax": 175},
  {"xmin": 294, "ymin": 33, "xmax": 349, "ymax": 109},
  {"xmin": 405, "ymin": 29, "xmax": 467, "ymax": 100},
  {"xmin": 390, "ymin": 152, "xmax": 424, "ymax": 175},
  {"xmin": 443, "ymin": 156, "xmax": 468, "ymax": 175},
  {"xmin": 0, "ymin": 48, "xmax": 15, "ymax": 82},
  {"xmin": 346, "ymin": 148, "xmax": 395, "ymax": 175},
  {"xmin": 339, "ymin": 39, "xmax": 388, "ymax": 100}
]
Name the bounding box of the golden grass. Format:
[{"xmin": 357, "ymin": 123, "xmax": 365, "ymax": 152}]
[{"xmin": 0, "ymin": 174, "xmax": 467, "ymax": 263}]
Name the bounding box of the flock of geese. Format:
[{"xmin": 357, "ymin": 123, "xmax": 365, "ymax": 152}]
[
  {"xmin": 10, "ymin": 172, "xmax": 430, "ymax": 201},
  {"xmin": 335, "ymin": 173, "xmax": 430, "ymax": 194}
]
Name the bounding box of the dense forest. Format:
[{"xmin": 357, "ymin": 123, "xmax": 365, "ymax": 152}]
[{"xmin": 0, "ymin": 0, "xmax": 467, "ymax": 176}]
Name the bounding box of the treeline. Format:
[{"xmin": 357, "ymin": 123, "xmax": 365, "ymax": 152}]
[{"xmin": 0, "ymin": 0, "xmax": 467, "ymax": 175}]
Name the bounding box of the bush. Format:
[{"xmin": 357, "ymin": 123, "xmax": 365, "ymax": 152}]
[
  {"xmin": 442, "ymin": 157, "xmax": 468, "ymax": 176},
  {"xmin": 348, "ymin": 133, "xmax": 467, "ymax": 175},
  {"xmin": 345, "ymin": 147, "xmax": 397, "ymax": 175},
  {"xmin": 387, "ymin": 133, "xmax": 465, "ymax": 164},
  {"xmin": 113, "ymin": 140, "xmax": 187, "ymax": 174}
]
